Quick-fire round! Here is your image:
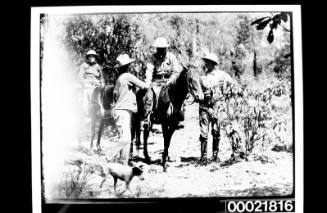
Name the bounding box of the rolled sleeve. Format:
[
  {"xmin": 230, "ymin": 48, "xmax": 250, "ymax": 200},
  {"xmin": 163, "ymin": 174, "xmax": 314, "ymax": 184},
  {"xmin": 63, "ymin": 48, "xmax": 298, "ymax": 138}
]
[
  {"xmin": 170, "ymin": 53, "xmax": 182, "ymax": 75},
  {"xmin": 167, "ymin": 53, "xmax": 182, "ymax": 84},
  {"xmin": 97, "ymin": 65, "xmax": 104, "ymax": 84},
  {"xmin": 145, "ymin": 62, "xmax": 154, "ymax": 84},
  {"xmin": 127, "ymin": 73, "xmax": 147, "ymax": 89}
]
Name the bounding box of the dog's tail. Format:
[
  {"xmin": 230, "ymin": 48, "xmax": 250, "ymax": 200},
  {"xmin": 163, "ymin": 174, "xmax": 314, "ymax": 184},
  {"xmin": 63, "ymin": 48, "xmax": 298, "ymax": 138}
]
[{"xmin": 99, "ymin": 176, "xmax": 106, "ymax": 188}]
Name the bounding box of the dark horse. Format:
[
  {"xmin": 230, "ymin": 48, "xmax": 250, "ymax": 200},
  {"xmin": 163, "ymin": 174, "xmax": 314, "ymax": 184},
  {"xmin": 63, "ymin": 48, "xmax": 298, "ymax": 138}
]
[
  {"xmin": 132, "ymin": 66, "xmax": 204, "ymax": 171},
  {"xmin": 89, "ymin": 84, "xmax": 116, "ymax": 151}
]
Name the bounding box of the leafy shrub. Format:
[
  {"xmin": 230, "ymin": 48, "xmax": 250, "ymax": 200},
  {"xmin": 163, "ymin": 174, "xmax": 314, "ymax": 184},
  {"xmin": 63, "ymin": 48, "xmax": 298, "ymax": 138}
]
[
  {"xmin": 211, "ymin": 79, "xmax": 292, "ymax": 157},
  {"xmin": 53, "ymin": 13, "xmax": 291, "ymax": 84},
  {"xmin": 64, "ymin": 14, "xmax": 137, "ymax": 84}
]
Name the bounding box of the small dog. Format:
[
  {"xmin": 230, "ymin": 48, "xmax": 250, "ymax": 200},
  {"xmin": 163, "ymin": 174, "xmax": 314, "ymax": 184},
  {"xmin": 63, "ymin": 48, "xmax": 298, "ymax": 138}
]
[{"xmin": 98, "ymin": 163, "xmax": 144, "ymax": 194}]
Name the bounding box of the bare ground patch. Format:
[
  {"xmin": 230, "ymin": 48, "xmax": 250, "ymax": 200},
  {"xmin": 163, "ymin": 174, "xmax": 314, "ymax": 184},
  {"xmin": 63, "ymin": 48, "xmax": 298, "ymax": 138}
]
[{"xmin": 55, "ymin": 103, "xmax": 293, "ymax": 199}]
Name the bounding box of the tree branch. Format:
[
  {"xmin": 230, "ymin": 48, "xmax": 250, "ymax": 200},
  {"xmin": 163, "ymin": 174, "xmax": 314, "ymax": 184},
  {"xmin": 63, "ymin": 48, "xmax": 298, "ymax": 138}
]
[{"xmin": 281, "ymin": 25, "xmax": 290, "ymax": 32}]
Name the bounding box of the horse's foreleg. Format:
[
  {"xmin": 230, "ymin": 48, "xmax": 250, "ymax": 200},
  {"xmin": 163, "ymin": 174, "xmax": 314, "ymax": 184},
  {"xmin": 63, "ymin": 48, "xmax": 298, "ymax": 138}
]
[
  {"xmin": 143, "ymin": 118, "xmax": 152, "ymax": 163},
  {"xmin": 135, "ymin": 121, "xmax": 141, "ymax": 157},
  {"xmin": 130, "ymin": 117, "xmax": 136, "ymax": 157},
  {"xmin": 131, "ymin": 115, "xmax": 141, "ymax": 153},
  {"xmin": 90, "ymin": 117, "xmax": 96, "ymax": 149},
  {"xmin": 162, "ymin": 124, "xmax": 174, "ymax": 171},
  {"xmin": 96, "ymin": 118, "xmax": 105, "ymax": 152}
]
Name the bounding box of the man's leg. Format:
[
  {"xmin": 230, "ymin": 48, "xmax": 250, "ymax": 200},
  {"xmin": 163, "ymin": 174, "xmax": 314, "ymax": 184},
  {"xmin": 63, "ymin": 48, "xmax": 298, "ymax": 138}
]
[
  {"xmin": 86, "ymin": 85, "xmax": 96, "ymax": 116},
  {"xmin": 81, "ymin": 86, "xmax": 91, "ymax": 117},
  {"xmin": 120, "ymin": 110, "xmax": 133, "ymax": 165},
  {"xmin": 211, "ymin": 117, "xmax": 221, "ymax": 163},
  {"xmin": 114, "ymin": 109, "xmax": 132, "ymax": 165},
  {"xmin": 199, "ymin": 108, "xmax": 210, "ymax": 165},
  {"xmin": 152, "ymin": 83, "xmax": 162, "ymax": 122}
]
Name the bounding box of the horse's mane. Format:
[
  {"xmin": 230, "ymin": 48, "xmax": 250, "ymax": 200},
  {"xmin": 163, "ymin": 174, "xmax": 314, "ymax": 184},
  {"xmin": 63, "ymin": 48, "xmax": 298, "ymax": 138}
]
[
  {"xmin": 175, "ymin": 66, "xmax": 188, "ymax": 84},
  {"xmin": 169, "ymin": 66, "xmax": 189, "ymax": 102}
]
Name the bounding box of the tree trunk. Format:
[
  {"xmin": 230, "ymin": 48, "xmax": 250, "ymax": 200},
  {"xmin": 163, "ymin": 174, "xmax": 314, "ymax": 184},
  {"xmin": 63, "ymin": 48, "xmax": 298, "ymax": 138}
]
[
  {"xmin": 193, "ymin": 18, "xmax": 199, "ymax": 57},
  {"xmin": 253, "ymin": 51, "xmax": 257, "ymax": 77}
]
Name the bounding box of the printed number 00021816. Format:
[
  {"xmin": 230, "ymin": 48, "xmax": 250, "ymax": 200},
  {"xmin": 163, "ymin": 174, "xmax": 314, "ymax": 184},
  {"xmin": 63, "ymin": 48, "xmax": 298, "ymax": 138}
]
[{"xmin": 226, "ymin": 200, "xmax": 295, "ymax": 213}]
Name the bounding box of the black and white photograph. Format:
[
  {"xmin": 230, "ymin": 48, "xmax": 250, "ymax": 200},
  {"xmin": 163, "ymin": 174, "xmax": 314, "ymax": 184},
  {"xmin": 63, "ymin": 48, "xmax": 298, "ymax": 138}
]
[{"xmin": 31, "ymin": 5, "xmax": 303, "ymax": 211}]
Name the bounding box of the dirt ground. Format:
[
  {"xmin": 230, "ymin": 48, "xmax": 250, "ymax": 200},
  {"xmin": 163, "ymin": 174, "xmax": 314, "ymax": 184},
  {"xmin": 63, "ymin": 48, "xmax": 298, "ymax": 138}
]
[{"xmin": 61, "ymin": 102, "xmax": 293, "ymax": 199}]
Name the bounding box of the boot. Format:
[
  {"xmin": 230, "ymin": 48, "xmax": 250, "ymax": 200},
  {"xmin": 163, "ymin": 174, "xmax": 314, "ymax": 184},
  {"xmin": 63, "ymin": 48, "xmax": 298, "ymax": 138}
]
[
  {"xmin": 199, "ymin": 138, "xmax": 208, "ymax": 166},
  {"xmin": 211, "ymin": 136, "xmax": 221, "ymax": 163},
  {"xmin": 129, "ymin": 142, "xmax": 134, "ymax": 161},
  {"xmin": 199, "ymin": 154, "xmax": 207, "ymax": 166}
]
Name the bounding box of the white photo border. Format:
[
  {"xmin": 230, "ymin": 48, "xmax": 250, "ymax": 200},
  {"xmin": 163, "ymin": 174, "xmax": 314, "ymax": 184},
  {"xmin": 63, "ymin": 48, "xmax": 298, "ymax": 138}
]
[{"xmin": 31, "ymin": 5, "xmax": 303, "ymax": 212}]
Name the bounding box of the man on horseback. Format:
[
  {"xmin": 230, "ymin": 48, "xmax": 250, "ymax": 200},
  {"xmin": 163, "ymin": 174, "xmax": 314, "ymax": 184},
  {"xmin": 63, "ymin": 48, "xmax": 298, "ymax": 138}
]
[
  {"xmin": 198, "ymin": 52, "xmax": 235, "ymax": 165},
  {"xmin": 145, "ymin": 37, "xmax": 184, "ymax": 124},
  {"xmin": 79, "ymin": 49, "xmax": 105, "ymax": 116}
]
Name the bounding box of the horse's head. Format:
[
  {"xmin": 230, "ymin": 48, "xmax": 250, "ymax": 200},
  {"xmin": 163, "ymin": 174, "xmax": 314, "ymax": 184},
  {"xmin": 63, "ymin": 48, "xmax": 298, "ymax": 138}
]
[{"xmin": 185, "ymin": 66, "xmax": 204, "ymax": 102}]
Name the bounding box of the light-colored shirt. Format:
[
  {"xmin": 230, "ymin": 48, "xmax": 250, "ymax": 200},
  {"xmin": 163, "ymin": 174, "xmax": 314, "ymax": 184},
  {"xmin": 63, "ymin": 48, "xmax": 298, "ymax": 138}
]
[
  {"xmin": 79, "ymin": 62, "xmax": 104, "ymax": 86},
  {"xmin": 113, "ymin": 73, "xmax": 147, "ymax": 113},
  {"xmin": 201, "ymin": 69, "xmax": 234, "ymax": 90},
  {"xmin": 200, "ymin": 68, "xmax": 235, "ymax": 107},
  {"xmin": 145, "ymin": 52, "xmax": 182, "ymax": 84}
]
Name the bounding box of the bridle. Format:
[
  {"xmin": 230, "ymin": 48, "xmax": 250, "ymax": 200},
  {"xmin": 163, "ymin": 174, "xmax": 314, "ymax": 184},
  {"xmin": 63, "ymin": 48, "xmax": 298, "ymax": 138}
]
[{"xmin": 186, "ymin": 69, "xmax": 201, "ymax": 105}]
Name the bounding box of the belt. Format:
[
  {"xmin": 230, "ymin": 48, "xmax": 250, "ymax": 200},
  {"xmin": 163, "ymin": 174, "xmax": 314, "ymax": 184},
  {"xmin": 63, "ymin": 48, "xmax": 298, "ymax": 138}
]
[{"xmin": 154, "ymin": 73, "xmax": 170, "ymax": 80}]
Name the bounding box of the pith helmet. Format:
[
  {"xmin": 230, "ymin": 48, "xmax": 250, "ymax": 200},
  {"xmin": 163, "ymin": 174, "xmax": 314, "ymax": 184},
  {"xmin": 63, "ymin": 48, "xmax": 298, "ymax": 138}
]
[
  {"xmin": 153, "ymin": 37, "xmax": 169, "ymax": 48},
  {"xmin": 86, "ymin": 50, "xmax": 97, "ymax": 57},
  {"xmin": 202, "ymin": 53, "xmax": 219, "ymax": 65},
  {"xmin": 114, "ymin": 54, "xmax": 135, "ymax": 68}
]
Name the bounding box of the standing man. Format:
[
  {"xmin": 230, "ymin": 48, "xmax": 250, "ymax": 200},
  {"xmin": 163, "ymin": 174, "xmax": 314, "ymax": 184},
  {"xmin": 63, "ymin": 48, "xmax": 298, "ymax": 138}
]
[
  {"xmin": 198, "ymin": 52, "xmax": 235, "ymax": 165},
  {"xmin": 79, "ymin": 49, "xmax": 105, "ymax": 116},
  {"xmin": 113, "ymin": 54, "xmax": 149, "ymax": 165},
  {"xmin": 145, "ymin": 37, "xmax": 184, "ymax": 123}
]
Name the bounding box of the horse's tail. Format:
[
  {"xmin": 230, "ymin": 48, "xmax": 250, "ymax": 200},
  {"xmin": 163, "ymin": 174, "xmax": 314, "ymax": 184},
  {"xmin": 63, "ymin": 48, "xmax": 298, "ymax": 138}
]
[
  {"xmin": 90, "ymin": 86, "xmax": 102, "ymax": 105},
  {"xmin": 88, "ymin": 86, "xmax": 103, "ymax": 117},
  {"xmin": 102, "ymin": 85, "xmax": 115, "ymax": 110}
]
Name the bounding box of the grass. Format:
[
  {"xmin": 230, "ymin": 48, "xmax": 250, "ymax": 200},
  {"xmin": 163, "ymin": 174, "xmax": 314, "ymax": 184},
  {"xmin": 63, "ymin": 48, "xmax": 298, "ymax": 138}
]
[{"xmin": 60, "ymin": 159, "xmax": 93, "ymax": 199}]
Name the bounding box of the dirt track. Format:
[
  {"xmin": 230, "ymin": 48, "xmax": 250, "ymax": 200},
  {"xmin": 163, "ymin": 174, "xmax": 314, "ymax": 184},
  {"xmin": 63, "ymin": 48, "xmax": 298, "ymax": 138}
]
[{"xmin": 63, "ymin": 102, "xmax": 293, "ymax": 199}]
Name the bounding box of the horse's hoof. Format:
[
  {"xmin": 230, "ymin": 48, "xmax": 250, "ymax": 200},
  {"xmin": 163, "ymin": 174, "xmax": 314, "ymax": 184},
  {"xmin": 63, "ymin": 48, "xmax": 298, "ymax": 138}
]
[
  {"xmin": 198, "ymin": 158, "xmax": 208, "ymax": 166},
  {"xmin": 210, "ymin": 156, "xmax": 221, "ymax": 164},
  {"xmin": 162, "ymin": 162, "xmax": 169, "ymax": 172},
  {"xmin": 167, "ymin": 156, "xmax": 173, "ymax": 162},
  {"xmin": 144, "ymin": 156, "xmax": 151, "ymax": 163},
  {"xmin": 96, "ymin": 148, "xmax": 104, "ymax": 155}
]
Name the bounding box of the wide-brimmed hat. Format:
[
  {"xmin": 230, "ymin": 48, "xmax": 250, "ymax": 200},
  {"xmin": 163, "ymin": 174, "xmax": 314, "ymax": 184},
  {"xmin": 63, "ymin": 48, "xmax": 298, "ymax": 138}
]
[
  {"xmin": 202, "ymin": 53, "xmax": 219, "ymax": 65},
  {"xmin": 153, "ymin": 37, "xmax": 169, "ymax": 48},
  {"xmin": 86, "ymin": 50, "xmax": 97, "ymax": 58},
  {"xmin": 114, "ymin": 54, "xmax": 135, "ymax": 68}
]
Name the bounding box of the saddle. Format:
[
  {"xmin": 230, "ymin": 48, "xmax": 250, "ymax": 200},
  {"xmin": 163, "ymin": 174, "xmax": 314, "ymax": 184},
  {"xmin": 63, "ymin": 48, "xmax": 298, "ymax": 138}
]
[
  {"xmin": 156, "ymin": 85, "xmax": 171, "ymax": 117},
  {"xmin": 136, "ymin": 87, "xmax": 157, "ymax": 120},
  {"xmin": 156, "ymin": 84, "xmax": 183, "ymax": 123},
  {"xmin": 136, "ymin": 83, "xmax": 183, "ymax": 123}
]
